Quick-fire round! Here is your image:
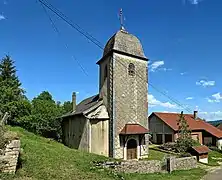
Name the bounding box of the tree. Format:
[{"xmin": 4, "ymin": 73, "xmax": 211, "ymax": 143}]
[
  {"xmin": 62, "ymin": 101, "xmax": 73, "ymax": 113},
  {"xmin": 176, "ymin": 111, "xmax": 199, "ymax": 153},
  {"xmin": 0, "ymin": 55, "xmax": 30, "ymax": 124},
  {"xmin": 18, "ymin": 91, "xmax": 64, "ymax": 140}
]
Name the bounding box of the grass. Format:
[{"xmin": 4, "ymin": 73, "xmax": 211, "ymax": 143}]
[
  {"xmin": 147, "ymin": 148, "xmax": 168, "ymax": 161},
  {"xmin": 0, "ymin": 126, "xmax": 207, "ymax": 180},
  {"xmin": 208, "ymin": 150, "xmax": 222, "ymax": 166}
]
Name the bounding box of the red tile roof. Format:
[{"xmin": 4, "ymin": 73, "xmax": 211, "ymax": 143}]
[
  {"xmin": 150, "ymin": 112, "xmax": 222, "ymax": 138},
  {"xmin": 192, "ymin": 145, "xmax": 210, "ymax": 154},
  {"xmin": 120, "ymin": 124, "xmax": 149, "ymax": 135}
]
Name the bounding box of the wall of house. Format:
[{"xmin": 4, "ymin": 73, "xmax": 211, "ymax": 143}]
[
  {"xmin": 112, "ymin": 53, "xmax": 148, "ymax": 159},
  {"xmin": 149, "ymin": 115, "xmax": 174, "ymax": 144},
  {"xmin": 202, "ymin": 131, "xmax": 217, "ymax": 146},
  {"xmin": 90, "ymin": 119, "xmax": 109, "ymax": 156},
  {"xmin": 62, "ymin": 115, "xmax": 89, "ymax": 151}
]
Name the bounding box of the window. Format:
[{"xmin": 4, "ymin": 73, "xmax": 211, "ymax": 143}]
[{"xmin": 128, "ymin": 63, "xmax": 135, "ymax": 76}]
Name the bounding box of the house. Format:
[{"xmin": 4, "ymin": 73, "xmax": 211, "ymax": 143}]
[
  {"xmin": 61, "ymin": 26, "xmax": 149, "ymax": 160},
  {"xmin": 148, "ymin": 111, "xmax": 222, "ymax": 149}
]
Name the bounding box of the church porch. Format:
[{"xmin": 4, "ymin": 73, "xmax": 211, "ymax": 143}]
[{"xmin": 120, "ymin": 124, "xmax": 149, "ymax": 160}]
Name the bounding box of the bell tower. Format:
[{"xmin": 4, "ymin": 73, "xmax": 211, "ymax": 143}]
[{"xmin": 97, "ymin": 27, "xmax": 148, "ymax": 159}]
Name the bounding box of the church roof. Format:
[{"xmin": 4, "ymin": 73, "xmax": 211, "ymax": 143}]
[
  {"xmin": 97, "ymin": 30, "xmax": 147, "ymax": 64},
  {"xmin": 62, "ymin": 94, "xmax": 100, "ymax": 118},
  {"xmin": 120, "ymin": 124, "xmax": 149, "ymax": 135}
]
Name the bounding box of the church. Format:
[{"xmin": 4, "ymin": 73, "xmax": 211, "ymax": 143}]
[{"xmin": 61, "ymin": 26, "xmax": 149, "ymax": 160}]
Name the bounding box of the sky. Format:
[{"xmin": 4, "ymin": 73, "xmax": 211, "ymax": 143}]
[{"xmin": 0, "ymin": 0, "xmax": 222, "ymax": 121}]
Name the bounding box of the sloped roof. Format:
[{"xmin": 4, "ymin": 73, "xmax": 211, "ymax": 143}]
[
  {"xmin": 103, "ymin": 30, "xmax": 146, "ymax": 58},
  {"xmin": 150, "ymin": 112, "xmax": 222, "ymax": 139},
  {"xmin": 120, "ymin": 124, "xmax": 149, "ymax": 135},
  {"xmin": 192, "ymin": 145, "xmax": 210, "ymax": 154},
  {"xmin": 62, "ymin": 94, "xmax": 100, "ymax": 118}
]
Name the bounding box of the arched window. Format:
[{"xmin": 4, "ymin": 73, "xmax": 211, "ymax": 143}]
[{"xmin": 128, "ymin": 63, "xmax": 135, "ymax": 76}]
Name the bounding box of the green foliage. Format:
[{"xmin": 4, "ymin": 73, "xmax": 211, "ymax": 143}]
[
  {"xmin": 18, "ymin": 91, "xmax": 64, "ymax": 140},
  {"xmin": 62, "ymin": 101, "xmax": 73, "ymax": 113},
  {"xmin": 0, "ymin": 55, "xmax": 72, "ymax": 141},
  {"xmin": 0, "ymin": 55, "xmax": 30, "ymax": 125},
  {"xmin": 176, "ymin": 111, "xmax": 200, "ymax": 153}
]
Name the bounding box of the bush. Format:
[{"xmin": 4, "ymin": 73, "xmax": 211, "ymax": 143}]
[
  {"xmin": 179, "ymin": 152, "xmax": 192, "ymax": 158},
  {"xmin": 159, "ymin": 142, "xmax": 177, "ymax": 152}
]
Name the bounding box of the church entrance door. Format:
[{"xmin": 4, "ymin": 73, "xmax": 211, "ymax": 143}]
[{"xmin": 127, "ymin": 139, "xmax": 137, "ymax": 159}]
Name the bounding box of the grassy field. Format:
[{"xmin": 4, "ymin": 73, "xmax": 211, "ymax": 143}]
[
  {"xmin": 208, "ymin": 150, "xmax": 222, "ymax": 166},
  {"xmin": 0, "ymin": 127, "xmax": 207, "ymax": 180}
]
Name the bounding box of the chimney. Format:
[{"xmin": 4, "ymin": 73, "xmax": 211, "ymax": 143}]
[
  {"xmin": 194, "ymin": 111, "xmax": 198, "ymax": 120},
  {"xmin": 72, "ymin": 92, "xmax": 76, "ymax": 112}
]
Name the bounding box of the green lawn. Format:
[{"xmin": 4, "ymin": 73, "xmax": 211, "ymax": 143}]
[
  {"xmin": 147, "ymin": 148, "xmax": 168, "ymax": 161},
  {"xmin": 208, "ymin": 150, "xmax": 222, "ymax": 166},
  {"xmin": 0, "ymin": 127, "xmax": 207, "ymax": 180}
]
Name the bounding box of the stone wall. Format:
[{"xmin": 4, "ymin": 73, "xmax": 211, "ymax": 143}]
[
  {"xmin": 174, "ymin": 156, "xmax": 197, "ymax": 170},
  {"xmin": 0, "ymin": 140, "xmax": 20, "ymax": 174},
  {"xmin": 115, "ymin": 160, "xmax": 164, "ymax": 173},
  {"xmin": 95, "ymin": 156, "xmax": 197, "ymax": 174}
]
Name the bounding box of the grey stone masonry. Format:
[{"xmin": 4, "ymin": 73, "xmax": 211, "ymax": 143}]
[
  {"xmin": 0, "ymin": 140, "xmax": 20, "ymax": 174},
  {"xmin": 94, "ymin": 156, "xmax": 197, "ymax": 174}
]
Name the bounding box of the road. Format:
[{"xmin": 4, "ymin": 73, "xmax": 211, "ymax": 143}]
[{"xmin": 203, "ymin": 167, "xmax": 222, "ymax": 180}]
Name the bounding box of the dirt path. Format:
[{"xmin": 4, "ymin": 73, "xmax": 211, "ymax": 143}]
[{"xmin": 202, "ymin": 166, "xmax": 222, "ymax": 180}]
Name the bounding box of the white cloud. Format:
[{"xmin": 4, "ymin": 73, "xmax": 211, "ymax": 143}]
[
  {"xmin": 196, "ymin": 80, "xmax": 215, "ymax": 87},
  {"xmin": 199, "ymin": 111, "xmax": 222, "ymax": 121},
  {"xmin": 0, "ymin": 15, "xmax": 5, "ymax": 20},
  {"xmin": 186, "ymin": 97, "xmax": 193, "ymax": 100},
  {"xmin": 180, "ymin": 72, "xmax": 187, "ymax": 76},
  {"xmin": 150, "ymin": 61, "xmax": 164, "ymax": 72},
  {"xmin": 188, "ymin": 0, "xmax": 203, "ymax": 5},
  {"xmin": 148, "ymin": 94, "xmax": 178, "ymax": 109},
  {"xmin": 207, "ymin": 92, "xmax": 222, "ymax": 103},
  {"xmin": 162, "ymin": 68, "xmax": 172, "ymax": 72}
]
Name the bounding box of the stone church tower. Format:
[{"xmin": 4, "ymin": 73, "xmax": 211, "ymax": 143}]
[{"xmin": 97, "ymin": 28, "xmax": 148, "ymax": 159}]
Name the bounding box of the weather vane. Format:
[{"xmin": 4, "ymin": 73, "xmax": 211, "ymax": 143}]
[{"xmin": 119, "ymin": 8, "xmax": 125, "ymax": 31}]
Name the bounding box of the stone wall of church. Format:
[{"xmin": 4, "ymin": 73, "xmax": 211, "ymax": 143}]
[
  {"xmin": 62, "ymin": 115, "xmax": 89, "ymax": 151},
  {"xmin": 112, "ymin": 53, "xmax": 148, "ymax": 159}
]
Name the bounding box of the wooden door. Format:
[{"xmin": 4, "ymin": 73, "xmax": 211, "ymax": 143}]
[{"xmin": 127, "ymin": 139, "xmax": 137, "ymax": 159}]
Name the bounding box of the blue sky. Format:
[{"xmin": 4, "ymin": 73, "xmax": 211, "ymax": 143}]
[{"xmin": 0, "ymin": 0, "xmax": 222, "ymax": 120}]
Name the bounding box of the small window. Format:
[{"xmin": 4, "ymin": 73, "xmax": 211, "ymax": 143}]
[{"xmin": 128, "ymin": 63, "xmax": 135, "ymax": 76}]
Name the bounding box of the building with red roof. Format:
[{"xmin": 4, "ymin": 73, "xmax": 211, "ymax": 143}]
[{"xmin": 148, "ymin": 111, "xmax": 222, "ymax": 148}]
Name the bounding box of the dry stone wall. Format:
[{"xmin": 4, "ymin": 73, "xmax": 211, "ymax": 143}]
[
  {"xmin": 94, "ymin": 156, "xmax": 197, "ymax": 174},
  {"xmin": 0, "ymin": 140, "xmax": 20, "ymax": 174}
]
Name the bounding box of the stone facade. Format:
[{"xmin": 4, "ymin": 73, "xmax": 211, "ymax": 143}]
[
  {"xmin": 111, "ymin": 53, "xmax": 148, "ymax": 159},
  {"xmin": 0, "ymin": 140, "xmax": 20, "ymax": 174}
]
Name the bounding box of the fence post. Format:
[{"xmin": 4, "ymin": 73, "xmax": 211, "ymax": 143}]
[{"xmin": 166, "ymin": 156, "xmax": 175, "ymax": 173}]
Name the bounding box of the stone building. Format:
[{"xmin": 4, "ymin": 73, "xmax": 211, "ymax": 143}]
[{"xmin": 61, "ymin": 27, "xmax": 149, "ymax": 160}]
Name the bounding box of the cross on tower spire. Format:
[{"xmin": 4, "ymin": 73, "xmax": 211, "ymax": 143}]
[{"xmin": 119, "ymin": 8, "xmax": 125, "ymax": 31}]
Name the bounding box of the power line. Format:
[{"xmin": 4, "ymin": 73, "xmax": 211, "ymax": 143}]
[
  {"xmin": 38, "ymin": 0, "xmax": 104, "ymax": 50},
  {"xmin": 38, "ymin": 0, "xmax": 196, "ymax": 114},
  {"xmin": 38, "ymin": 0, "xmax": 89, "ymax": 77}
]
